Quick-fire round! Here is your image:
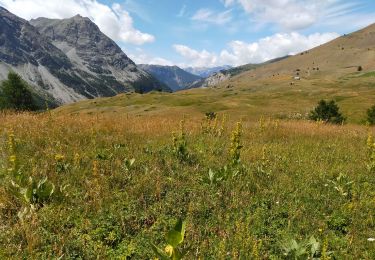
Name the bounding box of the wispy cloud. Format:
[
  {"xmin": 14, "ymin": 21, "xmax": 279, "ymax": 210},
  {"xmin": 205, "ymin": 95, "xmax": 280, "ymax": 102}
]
[
  {"xmin": 177, "ymin": 4, "xmax": 187, "ymax": 17},
  {"xmin": 221, "ymin": 0, "xmax": 374, "ymax": 31},
  {"xmin": 123, "ymin": 0, "xmax": 152, "ymax": 23},
  {"xmin": 191, "ymin": 8, "xmax": 232, "ymax": 25}
]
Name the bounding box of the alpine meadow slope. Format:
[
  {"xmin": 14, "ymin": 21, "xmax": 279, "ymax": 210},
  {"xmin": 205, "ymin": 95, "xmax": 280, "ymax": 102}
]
[{"xmin": 1, "ymin": 2, "xmax": 375, "ymax": 259}]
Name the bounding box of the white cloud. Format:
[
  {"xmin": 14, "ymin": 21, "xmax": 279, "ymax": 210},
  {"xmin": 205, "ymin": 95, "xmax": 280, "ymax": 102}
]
[
  {"xmin": 222, "ymin": 0, "xmax": 361, "ymax": 30},
  {"xmin": 220, "ymin": 32, "xmax": 340, "ymax": 65},
  {"xmin": 0, "ymin": 0, "xmax": 154, "ymax": 45},
  {"xmin": 127, "ymin": 48, "xmax": 173, "ymax": 66},
  {"xmin": 174, "ymin": 32, "xmax": 339, "ymax": 67},
  {"xmin": 173, "ymin": 45, "xmax": 219, "ymax": 67},
  {"xmin": 192, "ymin": 8, "xmax": 232, "ymax": 25}
]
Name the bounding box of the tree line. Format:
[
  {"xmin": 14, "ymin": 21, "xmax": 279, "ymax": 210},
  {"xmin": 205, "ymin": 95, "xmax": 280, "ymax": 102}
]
[{"xmin": 0, "ymin": 72, "xmax": 37, "ymax": 111}]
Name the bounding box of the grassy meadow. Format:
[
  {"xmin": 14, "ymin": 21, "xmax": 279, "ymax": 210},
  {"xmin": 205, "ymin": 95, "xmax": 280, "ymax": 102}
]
[
  {"xmin": 54, "ymin": 74, "xmax": 375, "ymax": 124},
  {"xmin": 0, "ymin": 110, "xmax": 374, "ymax": 259}
]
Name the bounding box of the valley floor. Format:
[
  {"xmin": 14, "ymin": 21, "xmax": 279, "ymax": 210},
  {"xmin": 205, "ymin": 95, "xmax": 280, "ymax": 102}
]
[{"xmin": 0, "ymin": 111, "xmax": 374, "ymax": 258}]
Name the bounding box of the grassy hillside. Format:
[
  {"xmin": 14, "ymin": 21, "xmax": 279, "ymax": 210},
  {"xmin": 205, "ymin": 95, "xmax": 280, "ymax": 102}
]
[
  {"xmin": 55, "ymin": 71, "xmax": 375, "ymax": 124},
  {"xmin": 228, "ymin": 23, "xmax": 375, "ymax": 83},
  {"xmin": 0, "ymin": 112, "xmax": 374, "ymax": 258},
  {"xmin": 222, "ymin": 56, "xmax": 290, "ymax": 77}
]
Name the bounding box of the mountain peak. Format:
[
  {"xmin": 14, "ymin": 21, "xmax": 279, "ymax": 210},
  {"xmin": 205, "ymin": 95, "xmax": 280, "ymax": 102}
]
[
  {"xmin": 72, "ymin": 14, "xmax": 83, "ymax": 18},
  {"xmin": 0, "ymin": 8, "xmax": 169, "ymax": 105},
  {"xmin": 70, "ymin": 14, "xmax": 91, "ymax": 22}
]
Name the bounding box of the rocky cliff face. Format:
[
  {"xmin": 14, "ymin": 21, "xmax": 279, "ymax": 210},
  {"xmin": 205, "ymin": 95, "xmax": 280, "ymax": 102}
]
[
  {"xmin": 0, "ymin": 7, "xmax": 84, "ymax": 103},
  {"xmin": 30, "ymin": 16, "xmax": 169, "ymax": 94},
  {"xmin": 138, "ymin": 64, "xmax": 201, "ymax": 91},
  {"xmin": 0, "ymin": 7, "xmax": 169, "ymax": 105}
]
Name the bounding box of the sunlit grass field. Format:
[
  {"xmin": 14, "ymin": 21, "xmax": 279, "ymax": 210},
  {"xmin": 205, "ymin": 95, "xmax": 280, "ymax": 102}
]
[
  {"xmin": 0, "ymin": 110, "xmax": 374, "ymax": 259},
  {"xmin": 55, "ymin": 75, "xmax": 375, "ymax": 124}
]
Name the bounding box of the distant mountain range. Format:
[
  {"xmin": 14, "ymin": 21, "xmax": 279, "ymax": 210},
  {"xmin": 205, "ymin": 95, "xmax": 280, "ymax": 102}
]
[
  {"xmin": 184, "ymin": 66, "xmax": 232, "ymax": 78},
  {"xmin": 138, "ymin": 64, "xmax": 201, "ymax": 91},
  {"xmin": 189, "ymin": 56, "xmax": 290, "ymax": 89},
  {"xmin": 138, "ymin": 58, "xmax": 293, "ymax": 91},
  {"xmin": 0, "ymin": 7, "xmax": 169, "ymax": 106}
]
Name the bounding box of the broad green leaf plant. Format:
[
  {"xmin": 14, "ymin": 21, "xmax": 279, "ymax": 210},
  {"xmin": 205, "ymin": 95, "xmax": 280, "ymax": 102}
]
[{"xmin": 152, "ymin": 219, "xmax": 189, "ymax": 260}]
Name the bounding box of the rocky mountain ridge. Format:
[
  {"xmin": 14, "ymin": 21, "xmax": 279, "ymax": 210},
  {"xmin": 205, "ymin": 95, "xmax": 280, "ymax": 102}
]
[
  {"xmin": 138, "ymin": 64, "xmax": 201, "ymax": 91},
  {"xmin": 0, "ymin": 7, "xmax": 168, "ymax": 105}
]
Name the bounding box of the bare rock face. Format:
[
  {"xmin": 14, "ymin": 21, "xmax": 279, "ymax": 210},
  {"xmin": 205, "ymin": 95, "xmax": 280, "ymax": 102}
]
[
  {"xmin": 0, "ymin": 7, "xmax": 70, "ymax": 68},
  {"xmin": 0, "ymin": 7, "xmax": 169, "ymax": 105},
  {"xmin": 30, "ymin": 16, "xmax": 169, "ymax": 93}
]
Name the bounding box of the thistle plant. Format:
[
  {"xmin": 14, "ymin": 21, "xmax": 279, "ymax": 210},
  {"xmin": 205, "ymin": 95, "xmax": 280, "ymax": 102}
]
[
  {"xmin": 366, "ymin": 133, "xmax": 375, "ymax": 173},
  {"xmin": 55, "ymin": 154, "xmax": 69, "ymax": 173},
  {"xmin": 217, "ymin": 114, "xmax": 227, "ymax": 137},
  {"xmin": 7, "ymin": 130, "xmax": 17, "ymax": 174},
  {"xmin": 255, "ymin": 146, "xmax": 272, "ymax": 177},
  {"xmin": 172, "ymin": 120, "xmax": 189, "ymax": 162},
  {"xmin": 258, "ymin": 116, "xmax": 265, "ymax": 131},
  {"xmin": 321, "ymin": 237, "xmax": 331, "ymax": 260},
  {"xmin": 6, "ymin": 131, "xmax": 26, "ymax": 185},
  {"xmin": 73, "ymin": 153, "xmax": 80, "ymax": 167},
  {"xmin": 201, "ymin": 114, "xmax": 214, "ymax": 134},
  {"xmin": 206, "ymin": 121, "xmax": 243, "ymax": 185},
  {"xmin": 229, "ymin": 121, "xmax": 243, "ymax": 166},
  {"xmin": 151, "ymin": 219, "xmax": 189, "ymax": 260},
  {"xmin": 4, "ymin": 130, "xmax": 56, "ymax": 212},
  {"xmin": 201, "ymin": 113, "xmax": 226, "ymax": 137},
  {"xmin": 87, "ymin": 160, "xmax": 102, "ymax": 207},
  {"xmin": 92, "ymin": 160, "xmax": 99, "ymax": 176},
  {"xmin": 251, "ymin": 240, "xmax": 262, "ymax": 260}
]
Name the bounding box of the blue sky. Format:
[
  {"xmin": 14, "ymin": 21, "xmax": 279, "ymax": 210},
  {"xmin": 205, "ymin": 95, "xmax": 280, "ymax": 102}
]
[{"xmin": 1, "ymin": 0, "xmax": 375, "ymax": 67}]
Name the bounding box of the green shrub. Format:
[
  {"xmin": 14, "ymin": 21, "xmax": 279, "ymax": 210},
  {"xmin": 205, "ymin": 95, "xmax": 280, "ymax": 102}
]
[
  {"xmin": 309, "ymin": 100, "xmax": 345, "ymax": 124},
  {"xmin": 205, "ymin": 112, "xmax": 217, "ymax": 120},
  {"xmin": 1, "ymin": 72, "xmax": 37, "ymax": 111},
  {"xmin": 366, "ymin": 105, "xmax": 375, "ymax": 125}
]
